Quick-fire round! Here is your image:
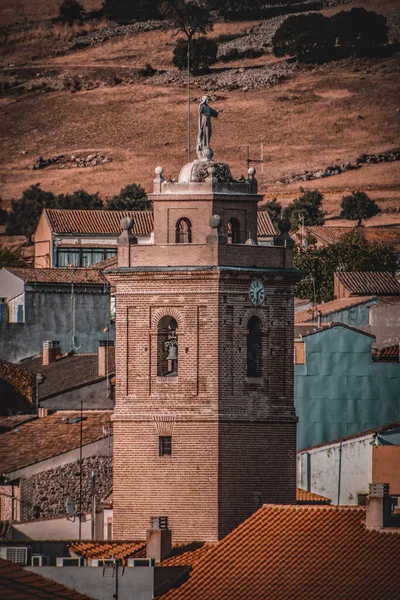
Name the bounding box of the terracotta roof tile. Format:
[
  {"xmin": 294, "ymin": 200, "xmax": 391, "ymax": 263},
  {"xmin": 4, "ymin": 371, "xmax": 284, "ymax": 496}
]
[
  {"xmin": 372, "ymin": 344, "xmax": 399, "ymax": 362},
  {"xmin": 0, "ymin": 558, "xmax": 93, "ymax": 599},
  {"xmin": 0, "ymin": 415, "xmax": 37, "ymax": 434},
  {"xmin": 257, "ymin": 211, "xmax": 276, "ymax": 237},
  {"xmin": 6, "ymin": 267, "xmax": 107, "ymax": 286},
  {"xmin": 160, "ymin": 504, "xmax": 400, "ymax": 600},
  {"xmin": 0, "ymin": 411, "xmax": 112, "ymax": 474},
  {"xmin": 69, "ymin": 541, "xmax": 145, "ymax": 560},
  {"xmin": 43, "ymin": 208, "xmax": 275, "ymax": 239},
  {"xmin": 336, "ymin": 271, "xmax": 400, "ymax": 296},
  {"xmin": 45, "ymin": 209, "xmax": 154, "ymax": 235},
  {"xmin": 296, "ymin": 488, "xmax": 331, "ymax": 504},
  {"xmin": 294, "ymin": 296, "xmax": 376, "ymax": 323},
  {"xmin": 159, "ymin": 543, "xmax": 213, "ymax": 567},
  {"xmin": 20, "ymin": 351, "xmax": 115, "ymax": 399},
  {"xmin": 306, "ymin": 225, "xmax": 400, "ymax": 251}
]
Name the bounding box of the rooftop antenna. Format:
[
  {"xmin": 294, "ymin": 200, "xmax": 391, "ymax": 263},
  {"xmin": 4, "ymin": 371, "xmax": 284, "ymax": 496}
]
[
  {"xmin": 247, "ymin": 144, "xmax": 264, "ymax": 187},
  {"xmin": 187, "ymin": 40, "xmax": 191, "ymax": 162}
]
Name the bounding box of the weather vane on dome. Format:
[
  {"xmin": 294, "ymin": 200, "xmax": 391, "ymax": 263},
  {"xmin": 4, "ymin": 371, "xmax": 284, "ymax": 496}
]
[{"xmin": 196, "ymin": 95, "xmax": 222, "ymax": 161}]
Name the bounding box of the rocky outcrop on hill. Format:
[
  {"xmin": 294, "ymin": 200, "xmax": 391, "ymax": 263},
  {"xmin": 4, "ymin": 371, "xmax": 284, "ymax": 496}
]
[
  {"xmin": 148, "ymin": 60, "xmax": 297, "ymax": 91},
  {"xmin": 279, "ymin": 150, "xmax": 400, "ymax": 184},
  {"xmin": 217, "ymin": 17, "xmax": 286, "ymax": 60},
  {"xmin": 32, "ymin": 153, "xmax": 112, "ymax": 170},
  {"xmin": 54, "ymin": 20, "xmax": 165, "ymax": 55}
]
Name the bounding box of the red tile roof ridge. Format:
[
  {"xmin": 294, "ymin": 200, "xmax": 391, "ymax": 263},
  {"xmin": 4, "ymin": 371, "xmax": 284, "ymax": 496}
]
[{"xmin": 294, "ymin": 295, "xmax": 376, "ymax": 323}]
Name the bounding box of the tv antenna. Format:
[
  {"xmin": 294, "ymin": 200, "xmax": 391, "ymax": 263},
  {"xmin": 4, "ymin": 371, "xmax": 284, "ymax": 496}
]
[{"xmin": 247, "ymin": 144, "xmax": 264, "ymax": 186}]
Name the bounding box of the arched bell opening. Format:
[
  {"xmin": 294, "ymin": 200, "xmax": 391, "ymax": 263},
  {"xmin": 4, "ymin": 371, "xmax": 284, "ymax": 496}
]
[
  {"xmin": 175, "ymin": 218, "xmax": 192, "ymax": 243},
  {"xmin": 158, "ymin": 316, "xmax": 178, "ymax": 377},
  {"xmin": 228, "ymin": 217, "xmax": 241, "ymax": 244},
  {"xmin": 247, "ymin": 316, "xmax": 263, "ymax": 377}
]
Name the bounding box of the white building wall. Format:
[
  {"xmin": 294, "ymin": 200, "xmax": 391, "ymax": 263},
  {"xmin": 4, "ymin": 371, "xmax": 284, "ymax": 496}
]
[{"xmin": 297, "ymin": 434, "xmax": 373, "ymax": 505}]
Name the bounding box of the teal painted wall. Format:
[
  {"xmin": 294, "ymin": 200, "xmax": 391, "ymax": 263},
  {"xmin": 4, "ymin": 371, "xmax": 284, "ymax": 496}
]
[
  {"xmin": 321, "ymin": 299, "xmax": 379, "ymax": 327},
  {"xmin": 295, "ymin": 326, "xmax": 400, "ymax": 450}
]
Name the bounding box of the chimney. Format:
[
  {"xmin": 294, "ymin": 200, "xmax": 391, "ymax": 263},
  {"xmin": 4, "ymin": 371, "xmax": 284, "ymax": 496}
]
[
  {"xmin": 146, "ymin": 516, "xmax": 172, "ymax": 563},
  {"xmin": 42, "ymin": 340, "xmax": 61, "ymax": 366},
  {"xmin": 366, "ymin": 482, "xmax": 392, "ymax": 529},
  {"xmin": 98, "ymin": 340, "xmax": 114, "ymax": 377}
]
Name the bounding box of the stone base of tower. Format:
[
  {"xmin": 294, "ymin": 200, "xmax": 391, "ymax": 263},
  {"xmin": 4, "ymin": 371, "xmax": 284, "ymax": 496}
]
[{"xmin": 112, "ymin": 418, "xmax": 296, "ymax": 543}]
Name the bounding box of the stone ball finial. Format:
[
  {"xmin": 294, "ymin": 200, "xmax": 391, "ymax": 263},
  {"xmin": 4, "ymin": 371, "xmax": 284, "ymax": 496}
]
[
  {"xmin": 278, "ymin": 217, "xmax": 291, "ymax": 234},
  {"xmin": 248, "ymin": 167, "xmax": 256, "ymax": 177},
  {"xmin": 203, "ymin": 147, "xmax": 214, "ymax": 161},
  {"xmin": 155, "ymin": 166, "xmax": 164, "ymax": 176},
  {"xmin": 209, "ymin": 214, "xmax": 222, "ymax": 229},
  {"xmin": 120, "ymin": 217, "xmax": 133, "ymax": 231}
]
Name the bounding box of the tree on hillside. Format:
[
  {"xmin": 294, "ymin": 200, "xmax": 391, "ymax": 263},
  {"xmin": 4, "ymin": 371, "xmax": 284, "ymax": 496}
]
[
  {"xmin": 55, "ymin": 190, "xmax": 104, "ymax": 210},
  {"xmin": 288, "ymin": 188, "xmax": 325, "ymax": 228},
  {"xmin": 272, "ymin": 13, "xmax": 335, "ymax": 61},
  {"xmin": 107, "ymin": 183, "xmax": 152, "ymax": 210},
  {"xmin": 6, "ymin": 185, "xmax": 56, "ymax": 243},
  {"xmin": 332, "ymin": 8, "xmax": 388, "ymax": 55},
  {"xmin": 294, "ymin": 229, "xmax": 397, "ymax": 302},
  {"xmin": 160, "ymin": 0, "xmax": 214, "ymax": 43},
  {"xmin": 0, "ymin": 198, "xmax": 7, "ymax": 226},
  {"xmin": 6, "ymin": 185, "xmax": 104, "ymax": 243},
  {"xmin": 173, "ymin": 37, "xmax": 217, "ymax": 72},
  {"xmin": 340, "ymin": 191, "xmax": 380, "ymax": 227},
  {"xmin": 0, "ymin": 249, "xmax": 27, "ymax": 269},
  {"xmin": 59, "ymin": 0, "xmax": 85, "ymax": 25},
  {"xmin": 258, "ymin": 198, "xmax": 282, "ymax": 229},
  {"xmin": 101, "ymin": 0, "xmax": 160, "ymax": 22}
]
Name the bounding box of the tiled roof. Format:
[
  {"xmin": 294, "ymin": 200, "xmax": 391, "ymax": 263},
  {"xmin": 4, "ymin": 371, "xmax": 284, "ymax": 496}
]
[
  {"xmin": 306, "ymin": 225, "xmax": 400, "ymax": 251},
  {"xmin": 44, "ymin": 209, "xmax": 154, "ymax": 235},
  {"xmin": 91, "ymin": 256, "xmax": 118, "ymax": 270},
  {"xmin": 0, "ymin": 415, "xmax": 37, "ymax": 434},
  {"xmin": 0, "ymin": 411, "xmax": 112, "ymax": 474},
  {"xmin": 69, "ymin": 541, "xmax": 145, "ymax": 560},
  {"xmin": 336, "ymin": 271, "xmax": 400, "ymax": 296},
  {"xmin": 159, "ymin": 543, "xmax": 213, "ymax": 568},
  {"xmin": 0, "ymin": 558, "xmax": 93, "ymax": 600},
  {"xmin": 42, "ymin": 208, "xmax": 275, "ymax": 239},
  {"xmin": 294, "ymin": 295, "xmax": 376, "ymax": 323},
  {"xmin": 296, "ymin": 488, "xmax": 331, "ymax": 504},
  {"xmin": 372, "ymin": 344, "xmax": 399, "ymax": 362},
  {"xmin": 160, "ymin": 504, "xmax": 400, "ymax": 600},
  {"xmin": 6, "ymin": 267, "xmax": 107, "ymax": 286},
  {"xmin": 257, "ymin": 211, "xmax": 276, "ymax": 237},
  {"xmin": 20, "ymin": 351, "xmax": 115, "ymax": 399}
]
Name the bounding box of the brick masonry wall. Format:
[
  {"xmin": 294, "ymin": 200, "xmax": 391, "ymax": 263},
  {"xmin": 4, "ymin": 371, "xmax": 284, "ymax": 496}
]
[
  {"xmin": 111, "ymin": 266, "xmax": 298, "ymax": 542},
  {"xmin": 21, "ymin": 457, "xmax": 112, "ymax": 521}
]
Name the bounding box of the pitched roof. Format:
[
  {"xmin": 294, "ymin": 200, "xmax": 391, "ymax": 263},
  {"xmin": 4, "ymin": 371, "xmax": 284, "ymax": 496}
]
[
  {"xmin": 257, "ymin": 211, "xmax": 276, "ymax": 237},
  {"xmin": 159, "ymin": 543, "xmax": 213, "ymax": 568},
  {"xmin": 372, "ymin": 344, "xmax": 399, "ymax": 362},
  {"xmin": 0, "ymin": 558, "xmax": 93, "ymax": 600},
  {"xmin": 295, "ymin": 321, "xmax": 375, "ymax": 339},
  {"xmin": 0, "ymin": 411, "xmax": 112, "ymax": 474},
  {"xmin": 5, "ymin": 267, "xmax": 107, "ymax": 286},
  {"xmin": 294, "ymin": 295, "xmax": 376, "ymax": 323},
  {"xmin": 306, "ymin": 225, "xmax": 400, "ymax": 251},
  {"xmin": 336, "ymin": 271, "xmax": 400, "ymax": 296},
  {"xmin": 298, "ymin": 420, "xmax": 400, "ymax": 451},
  {"xmin": 69, "ymin": 541, "xmax": 145, "ymax": 560},
  {"xmin": 41, "ymin": 208, "xmax": 275, "ymax": 239},
  {"xmin": 20, "ymin": 351, "xmax": 115, "ymax": 400},
  {"xmin": 296, "ymin": 488, "xmax": 331, "ymax": 504},
  {"xmin": 44, "ymin": 209, "xmax": 154, "ymax": 236},
  {"xmin": 0, "ymin": 415, "xmax": 36, "ymax": 434},
  {"xmin": 161, "ymin": 505, "xmax": 400, "ymax": 600}
]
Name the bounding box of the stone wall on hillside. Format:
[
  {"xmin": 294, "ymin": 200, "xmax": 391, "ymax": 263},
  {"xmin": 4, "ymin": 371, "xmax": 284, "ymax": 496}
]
[{"xmin": 21, "ymin": 457, "xmax": 112, "ymax": 521}]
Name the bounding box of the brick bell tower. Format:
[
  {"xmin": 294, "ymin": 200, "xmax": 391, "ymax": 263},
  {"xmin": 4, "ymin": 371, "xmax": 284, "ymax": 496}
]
[{"xmin": 108, "ymin": 129, "xmax": 300, "ymax": 543}]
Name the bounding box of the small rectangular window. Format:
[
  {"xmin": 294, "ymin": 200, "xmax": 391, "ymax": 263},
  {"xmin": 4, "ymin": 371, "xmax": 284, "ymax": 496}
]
[{"xmin": 159, "ymin": 436, "xmax": 172, "ymax": 456}]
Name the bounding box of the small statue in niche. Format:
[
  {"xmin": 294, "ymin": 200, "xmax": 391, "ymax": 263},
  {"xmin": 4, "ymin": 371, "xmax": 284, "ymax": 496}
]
[{"xmin": 196, "ymin": 95, "xmax": 222, "ymax": 160}]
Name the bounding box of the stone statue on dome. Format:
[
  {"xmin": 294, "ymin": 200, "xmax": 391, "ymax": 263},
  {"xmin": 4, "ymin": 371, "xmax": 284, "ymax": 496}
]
[{"xmin": 196, "ymin": 95, "xmax": 221, "ymax": 160}]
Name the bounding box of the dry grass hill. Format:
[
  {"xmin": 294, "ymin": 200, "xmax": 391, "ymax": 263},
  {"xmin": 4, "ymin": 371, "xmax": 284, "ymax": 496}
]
[{"xmin": 0, "ymin": 0, "xmax": 399, "ymax": 229}]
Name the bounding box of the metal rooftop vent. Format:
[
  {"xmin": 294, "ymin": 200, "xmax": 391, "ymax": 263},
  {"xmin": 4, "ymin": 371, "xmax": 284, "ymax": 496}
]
[{"xmin": 150, "ymin": 516, "xmax": 169, "ymax": 530}]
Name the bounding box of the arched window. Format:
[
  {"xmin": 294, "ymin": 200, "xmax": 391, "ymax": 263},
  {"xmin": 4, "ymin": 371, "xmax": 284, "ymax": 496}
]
[
  {"xmin": 157, "ymin": 316, "xmax": 178, "ymax": 377},
  {"xmin": 228, "ymin": 218, "xmax": 241, "ymax": 244},
  {"xmin": 247, "ymin": 316, "xmax": 262, "ymax": 377},
  {"xmin": 175, "ymin": 218, "xmax": 192, "ymax": 243}
]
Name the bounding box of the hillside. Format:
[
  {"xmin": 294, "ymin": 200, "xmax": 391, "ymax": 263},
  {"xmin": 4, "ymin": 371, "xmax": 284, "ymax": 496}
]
[{"xmin": 0, "ymin": 0, "xmax": 399, "ymax": 227}]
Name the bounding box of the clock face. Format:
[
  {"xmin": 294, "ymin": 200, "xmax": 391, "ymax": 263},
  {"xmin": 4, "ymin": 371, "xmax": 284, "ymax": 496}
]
[{"xmin": 249, "ymin": 280, "xmax": 265, "ymax": 306}]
